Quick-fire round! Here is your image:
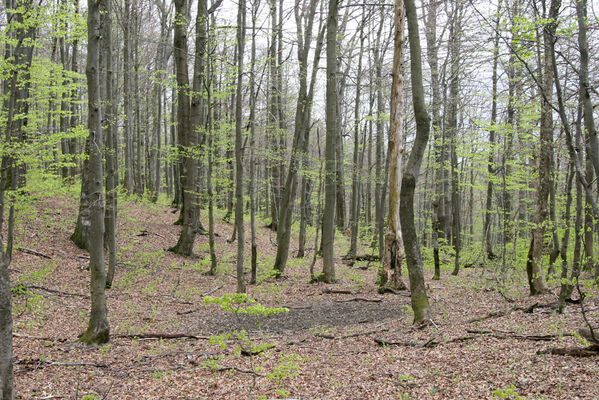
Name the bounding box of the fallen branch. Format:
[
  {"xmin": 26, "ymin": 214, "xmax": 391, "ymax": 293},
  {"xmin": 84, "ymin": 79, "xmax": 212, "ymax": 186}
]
[
  {"xmin": 114, "ymin": 333, "xmax": 210, "ymax": 340},
  {"xmin": 537, "ymin": 344, "xmax": 599, "ymax": 357},
  {"xmin": 281, "ymin": 304, "xmax": 313, "ymax": 310},
  {"xmin": 467, "ymin": 302, "xmax": 557, "ymax": 323},
  {"xmin": 322, "ymin": 288, "xmax": 357, "ymax": 295},
  {"xmin": 340, "ymin": 328, "xmax": 389, "ymax": 339},
  {"xmin": 17, "ymin": 247, "xmax": 52, "ymax": 259},
  {"xmin": 380, "ymin": 286, "xmax": 411, "ymax": 297},
  {"xmin": 16, "ymin": 285, "xmax": 89, "ymax": 299},
  {"xmin": 13, "ymin": 333, "xmax": 67, "ymax": 342},
  {"xmin": 466, "ymin": 329, "xmax": 571, "ymax": 341},
  {"xmin": 374, "ymin": 337, "xmax": 437, "ymax": 348},
  {"xmin": 15, "ymin": 358, "xmax": 107, "ymax": 374},
  {"xmin": 137, "ymin": 230, "xmax": 166, "ymax": 238},
  {"xmin": 215, "ymin": 365, "xmax": 266, "ymax": 376},
  {"xmin": 334, "ymin": 297, "xmax": 382, "ymax": 303}
]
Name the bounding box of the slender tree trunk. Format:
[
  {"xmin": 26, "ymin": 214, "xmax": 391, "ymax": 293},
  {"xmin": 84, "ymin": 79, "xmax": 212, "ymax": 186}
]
[
  {"xmin": 348, "ymin": 20, "xmax": 365, "ymax": 262},
  {"xmin": 248, "ymin": 0, "xmax": 259, "ymax": 283},
  {"xmin": 401, "ymin": 0, "xmax": 431, "ymax": 325},
  {"xmin": 234, "ymin": 0, "xmax": 246, "ymax": 293},
  {"xmin": 274, "ymin": 0, "xmax": 322, "ymax": 275},
  {"xmin": 380, "ymin": 1, "xmax": 407, "ymax": 292},
  {"xmin": 484, "ymin": 0, "xmax": 502, "ymax": 261},
  {"xmin": 321, "ymin": 0, "xmax": 339, "ymax": 283},
  {"xmin": 102, "ymin": 0, "xmax": 117, "ymax": 288},
  {"xmin": 424, "ymin": 0, "xmax": 444, "ymax": 280},
  {"xmin": 373, "ymin": 12, "xmax": 386, "ymax": 259},
  {"xmin": 123, "ymin": 0, "xmax": 134, "ymax": 193}
]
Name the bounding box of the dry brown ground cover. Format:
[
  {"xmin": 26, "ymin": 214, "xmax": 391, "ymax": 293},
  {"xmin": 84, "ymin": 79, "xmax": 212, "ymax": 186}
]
[{"xmin": 9, "ymin": 188, "xmax": 599, "ymax": 399}]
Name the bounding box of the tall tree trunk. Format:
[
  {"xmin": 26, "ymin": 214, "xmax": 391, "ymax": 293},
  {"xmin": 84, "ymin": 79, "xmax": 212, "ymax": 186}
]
[
  {"xmin": 348, "ymin": 18, "xmax": 365, "ymax": 262},
  {"xmin": 373, "ymin": 10, "xmax": 386, "ymax": 259},
  {"xmin": 321, "ymin": 0, "xmax": 339, "ymax": 283},
  {"xmin": 576, "ymin": 0, "xmax": 598, "ymax": 275},
  {"xmin": 80, "ymin": 0, "xmax": 109, "ymax": 344},
  {"xmin": 234, "ymin": 0, "xmax": 246, "ymax": 293},
  {"xmin": 0, "ymin": 0, "xmax": 35, "ymax": 393},
  {"xmin": 526, "ymin": 0, "xmax": 559, "ymax": 295},
  {"xmin": 169, "ymin": 0, "xmax": 198, "ymax": 257},
  {"xmin": 267, "ymin": 0, "xmax": 280, "ymax": 231},
  {"xmin": 484, "ymin": 0, "xmax": 502, "ymax": 261},
  {"xmin": 102, "ymin": 0, "xmax": 117, "ymax": 288},
  {"xmin": 401, "ymin": 0, "xmax": 431, "ymax": 325},
  {"xmin": 380, "ymin": 1, "xmax": 407, "ymax": 292},
  {"xmin": 249, "ymin": 0, "xmax": 259, "ymax": 283},
  {"xmin": 122, "ymin": 0, "xmax": 134, "ymax": 193},
  {"xmin": 274, "ymin": 0, "xmax": 322, "ymax": 275}
]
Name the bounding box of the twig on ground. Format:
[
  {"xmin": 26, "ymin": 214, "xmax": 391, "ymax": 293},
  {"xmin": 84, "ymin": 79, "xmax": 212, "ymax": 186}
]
[
  {"xmin": 334, "ymin": 297, "xmax": 382, "ymax": 303},
  {"xmin": 322, "ymin": 288, "xmax": 357, "ymax": 295},
  {"xmin": 115, "ymin": 333, "xmax": 210, "ymax": 340},
  {"xmin": 466, "ymin": 329, "xmax": 571, "ymax": 341},
  {"xmin": 17, "ymin": 247, "xmax": 52, "ymax": 259}
]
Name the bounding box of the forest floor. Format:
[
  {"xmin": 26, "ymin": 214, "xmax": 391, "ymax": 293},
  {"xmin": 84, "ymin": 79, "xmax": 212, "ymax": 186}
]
[{"xmin": 9, "ymin": 177, "xmax": 599, "ymax": 399}]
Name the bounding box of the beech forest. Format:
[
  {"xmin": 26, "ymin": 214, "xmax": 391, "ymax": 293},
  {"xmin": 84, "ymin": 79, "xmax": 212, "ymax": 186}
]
[{"xmin": 0, "ymin": 0, "xmax": 598, "ymax": 398}]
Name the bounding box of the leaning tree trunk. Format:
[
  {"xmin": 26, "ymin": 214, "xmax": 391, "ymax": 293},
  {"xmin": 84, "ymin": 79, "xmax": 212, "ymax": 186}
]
[
  {"xmin": 401, "ymin": 0, "xmax": 431, "ymax": 325},
  {"xmin": 380, "ymin": 1, "xmax": 407, "ymax": 292},
  {"xmin": 80, "ymin": 0, "xmax": 109, "ymax": 344}
]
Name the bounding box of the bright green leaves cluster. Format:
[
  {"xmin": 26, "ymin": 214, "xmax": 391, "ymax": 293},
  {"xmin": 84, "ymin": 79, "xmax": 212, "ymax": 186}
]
[{"xmin": 204, "ymin": 293, "xmax": 289, "ymax": 317}]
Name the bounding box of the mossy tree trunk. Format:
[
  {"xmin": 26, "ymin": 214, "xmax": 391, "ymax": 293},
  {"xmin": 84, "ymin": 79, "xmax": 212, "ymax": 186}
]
[{"xmin": 401, "ymin": 0, "xmax": 431, "ymax": 325}]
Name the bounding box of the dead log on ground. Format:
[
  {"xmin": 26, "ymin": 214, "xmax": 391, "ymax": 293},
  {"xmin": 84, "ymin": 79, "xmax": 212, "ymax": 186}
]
[{"xmin": 537, "ymin": 344, "xmax": 599, "ymax": 357}]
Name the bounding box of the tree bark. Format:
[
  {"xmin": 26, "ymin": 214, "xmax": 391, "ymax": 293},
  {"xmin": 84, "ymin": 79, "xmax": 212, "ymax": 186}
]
[
  {"xmin": 401, "ymin": 0, "xmax": 431, "ymax": 325},
  {"xmin": 274, "ymin": 0, "xmax": 322, "ymax": 275},
  {"xmin": 234, "ymin": 0, "xmax": 247, "ymax": 293},
  {"xmin": 321, "ymin": 0, "xmax": 339, "ymax": 283},
  {"xmin": 380, "ymin": 0, "xmax": 407, "ymax": 292},
  {"xmin": 101, "ymin": 0, "xmax": 117, "ymax": 288},
  {"xmin": 527, "ymin": 0, "xmax": 559, "ymax": 295},
  {"xmin": 169, "ymin": 0, "xmax": 198, "ymax": 257},
  {"xmin": 80, "ymin": 0, "xmax": 109, "ymax": 344}
]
